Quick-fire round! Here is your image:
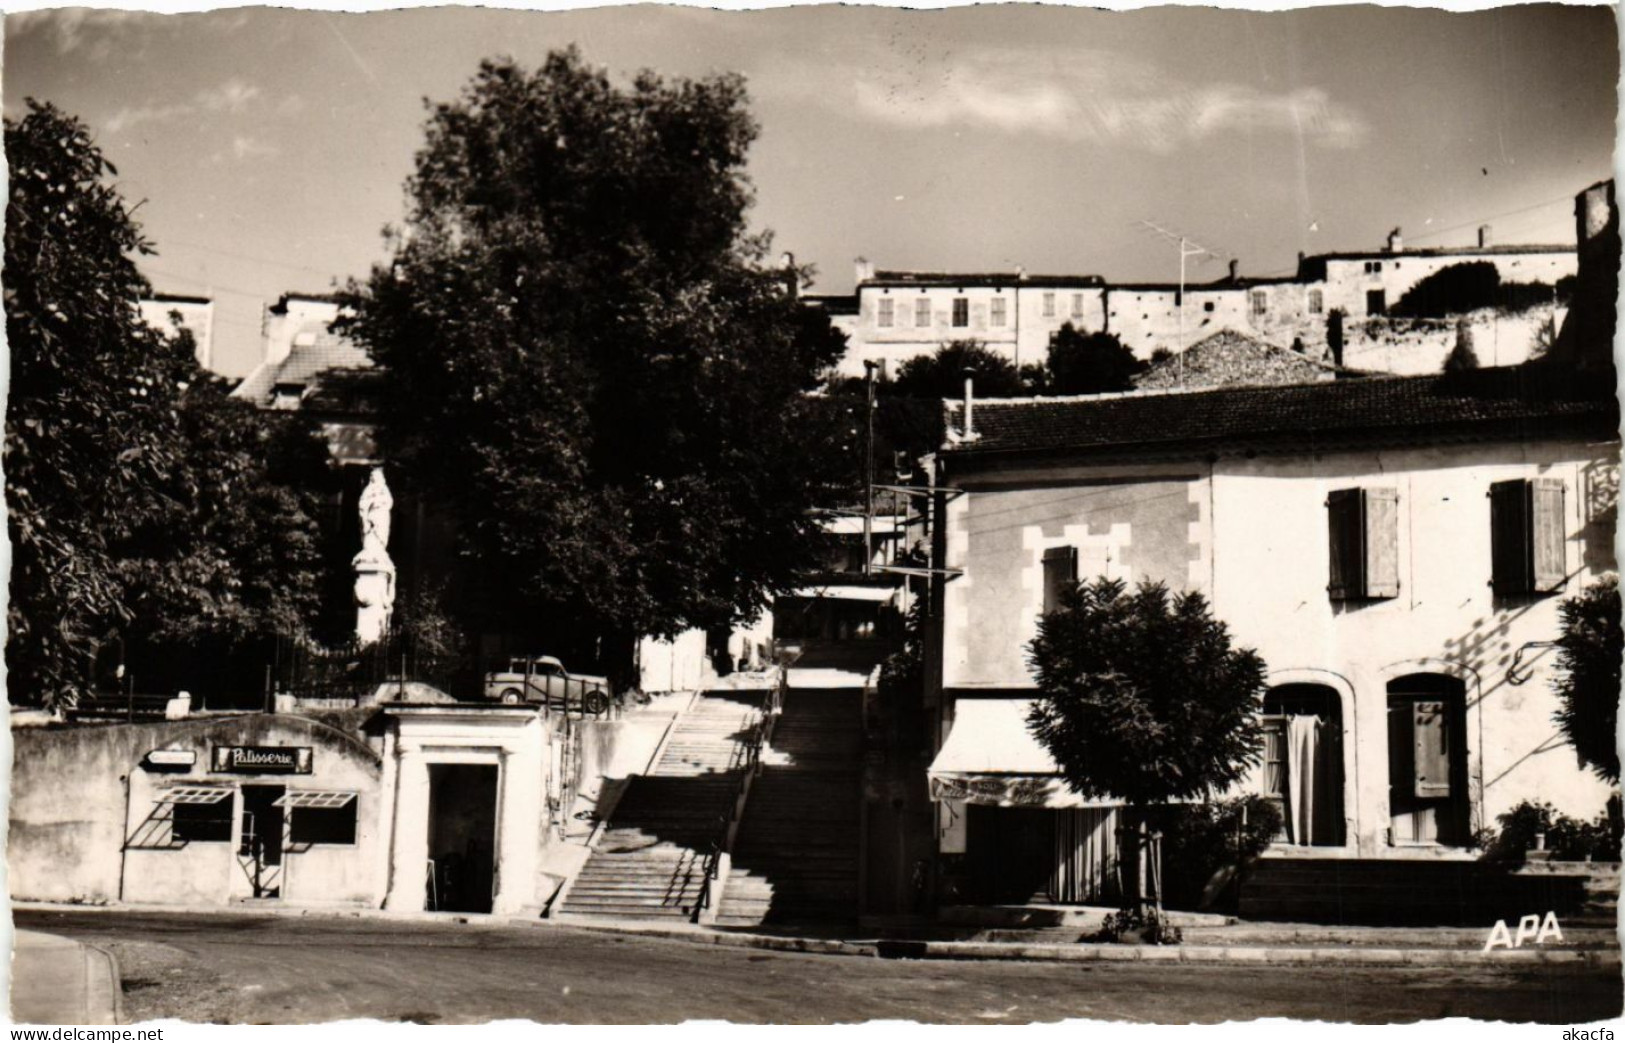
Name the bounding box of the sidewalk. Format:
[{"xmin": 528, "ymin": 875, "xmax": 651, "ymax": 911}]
[{"xmin": 11, "ymin": 930, "xmax": 122, "ymax": 1025}]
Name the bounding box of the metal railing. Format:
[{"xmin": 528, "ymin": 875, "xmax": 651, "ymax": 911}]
[{"xmin": 692, "ymin": 669, "xmax": 787, "ymax": 921}]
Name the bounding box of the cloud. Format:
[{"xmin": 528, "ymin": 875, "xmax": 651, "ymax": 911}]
[
  {"xmin": 102, "ymin": 78, "xmax": 276, "ymax": 137},
  {"xmin": 9, "ymin": 10, "xmax": 144, "ymax": 60},
  {"xmin": 197, "ymin": 80, "xmax": 262, "ymax": 114},
  {"xmin": 789, "ymin": 46, "xmax": 1367, "ymax": 153}
]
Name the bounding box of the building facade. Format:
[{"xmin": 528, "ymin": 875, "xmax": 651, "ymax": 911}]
[{"xmin": 922, "ymin": 365, "xmax": 1618, "ymax": 906}]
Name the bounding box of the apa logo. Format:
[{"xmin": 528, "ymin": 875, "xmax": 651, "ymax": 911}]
[{"xmin": 1482, "ymin": 911, "xmax": 1563, "ymax": 952}]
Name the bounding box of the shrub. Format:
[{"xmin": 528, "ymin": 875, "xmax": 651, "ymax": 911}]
[
  {"xmin": 1148, "ymin": 795, "xmax": 1283, "ymax": 911},
  {"xmin": 1478, "ymin": 800, "xmax": 1622, "ymax": 863}
]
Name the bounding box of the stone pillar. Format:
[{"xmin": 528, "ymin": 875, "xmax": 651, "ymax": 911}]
[{"xmin": 354, "ymin": 466, "xmax": 396, "ymax": 647}]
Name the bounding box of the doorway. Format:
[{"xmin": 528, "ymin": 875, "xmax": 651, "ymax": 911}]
[
  {"xmin": 1366, "ymin": 288, "xmax": 1387, "ymax": 315},
  {"xmin": 1387, "ymin": 674, "xmax": 1469, "ymax": 846},
  {"xmin": 967, "ymin": 805, "xmax": 1055, "ymax": 904},
  {"xmin": 239, "ymin": 784, "xmax": 285, "ymax": 898},
  {"xmin": 1262, "ymin": 684, "xmax": 1346, "ymax": 846},
  {"xmin": 426, "ymin": 763, "xmax": 498, "ymax": 913}
]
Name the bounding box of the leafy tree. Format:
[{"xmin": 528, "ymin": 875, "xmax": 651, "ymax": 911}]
[
  {"xmin": 337, "ymin": 51, "xmax": 848, "ymax": 684},
  {"xmin": 1045, "ymin": 324, "xmax": 1145, "ymax": 394},
  {"xmin": 1553, "ymin": 574, "xmax": 1621, "ymax": 784},
  {"xmin": 1443, "ymin": 318, "xmax": 1480, "ymax": 373},
  {"xmin": 892, "ymin": 339, "xmax": 1023, "ymax": 399},
  {"xmin": 1027, "ymin": 578, "xmax": 1267, "ymax": 914},
  {"xmin": 5, "ymin": 101, "xmax": 329, "ymax": 708},
  {"xmin": 4, "ymin": 102, "xmax": 194, "ymax": 709},
  {"xmin": 1326, "ymin": 309, "xmax": 1346, "ymax": 367}
]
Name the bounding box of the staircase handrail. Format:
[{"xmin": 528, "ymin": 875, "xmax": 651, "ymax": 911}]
[{"xmin": 692, "ymin": 687, "xmax": 775, "ymax": 921}]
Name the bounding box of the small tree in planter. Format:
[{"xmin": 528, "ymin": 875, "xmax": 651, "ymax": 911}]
[{"xmin": 1027, "ymin": 578, "xmax": 1268, "ymax": 939}]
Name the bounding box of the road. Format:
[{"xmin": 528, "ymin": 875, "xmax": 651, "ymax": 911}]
[{"xmin": 16, "ymin": 909, "xmax": 1623, "ymax": 1025}]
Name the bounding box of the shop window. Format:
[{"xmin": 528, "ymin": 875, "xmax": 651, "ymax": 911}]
[
  {"xmin": 1327, "ymin": 487, "xmax": 1400, "ymax": 600},
  {"xmin": 161, "ymin": 787, "xmax": 234, "ymax": 843},
  {"xmin": 1490, "ymin": 478, "xmax": 1567, "ymax": 595},
  {"xmin": 1042, "ymin": 546, "xmax": 1078, "ymax": 613},
  {"xmin": 279, "ymin": 790, "xmax": 359, "ymax": 846},
  {"xmin": 877, "ymin": 297, "xmax": 894, "ymax": 328},
  {"xmin": 990, "ymin": 297, "xmax": 1007, "ymax": 327},
  {"xmin": 952, "ymin": 297, "xmax": 969, "ymax": 328},
  {"xmin": 915, "ymin": 297, "xmax": 931, "ymax": 328}
]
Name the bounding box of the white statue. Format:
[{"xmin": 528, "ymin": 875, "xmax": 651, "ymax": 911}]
[{"xmin": 353, "ymin": 466, "xmax": 396, "ymax": 646}]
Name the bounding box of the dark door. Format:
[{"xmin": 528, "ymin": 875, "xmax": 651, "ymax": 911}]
[
  {"xmin": 427, "ymin": 763, "xmax": 498, "ymax": 913},
  {"xmin": 1387, "ymin": 675, "xmax": 1469, "ymax": 845},
  {"xmin": 1366, "ymin": 288, "xmax": 1387, "ymax": 316},
  {"xmin": 239, "ymin": 785, "xmax": 285, "ymax": 867},
  {"xmin": 967, "ymin": 805, "xmax": 1055, "ymax": 903}
]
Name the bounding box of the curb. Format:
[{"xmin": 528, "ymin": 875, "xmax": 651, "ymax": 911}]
[
  {"xmin": 82, "ymin": 941, "xmax": 126, "ymax": 1026},
  {"xmin": 565, "ymin": 921, "xmax": 1622, "ymax": 968}
]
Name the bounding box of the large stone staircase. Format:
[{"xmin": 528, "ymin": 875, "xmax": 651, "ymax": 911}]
[
  {"xmin": 715, "ymin": 688, "xmax": 863, "ymax": 927},
  {"xmin": 554, "ymin": 693, "xmax": 762, "ymax": 921}
]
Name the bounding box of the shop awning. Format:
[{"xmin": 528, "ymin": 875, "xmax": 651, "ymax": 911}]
[
  {"xmin": 155, "ymin": 787, "xmax": 233, "ymax": 805},
  {"xmin": 793, "ymin": 584, "xmax": 899, "ymax": 603},
  {"xmin": 927, "ymin": 699, "xmax": 1120, "ymax": 810},
  {"xmin": 273, "ymin": 790, "xmax": 357, "ymax": 810}
]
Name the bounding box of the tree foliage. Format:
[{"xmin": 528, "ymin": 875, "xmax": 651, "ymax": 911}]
[
  {"xmin": 5, "ymin": 101, "xmax": 328, "ymax": 708},
  {"xmin": 1553, "ymin": 574, "xmax": 1622, "ymax": 784},
  {"xmin": 892, "ymin": 339, "xmax": 1024, "ymax": 399},
  {"xmin": 337, "ymin": 51, "xmax": 848, "ymax": 667},
  {"xmin": 1046, "ymin": 324, "xmax": 1145, "ymax": 395},
  {"xmin": 1027, "ymin": 578, "xmax": 1267, "ymax": 807},
  {"xmin": 1393, "ymin": 261, "xmax": 1561, "ymax": 319}
]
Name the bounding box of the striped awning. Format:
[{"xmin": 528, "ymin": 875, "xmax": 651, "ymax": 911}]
[
  {"xmin": 273, "ymin": 790, "xmax": 357, "ymax": 810},
  {"xmin": 155, "ymin": 787, "xmax": 233, "ymax": 806}
]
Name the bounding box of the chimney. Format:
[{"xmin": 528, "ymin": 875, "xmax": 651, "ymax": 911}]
[
  {"xmin": 1228, "ymin": 259, "xmax": 1240, "ymax": 282},
  {"xmin": 1386, "ymin": 227, "xmax": 1404, "ymax": 254},
  {"xmin": 961, "ymin": 369, "xmax": 978, "ymax": 442},
  {"xmin": 854, "ymin": 256, "xmax": 875, "ymax": 284},
  {"xmin": 1478, "ymin": 225, "xmax": 1493, "ymax": 249}
]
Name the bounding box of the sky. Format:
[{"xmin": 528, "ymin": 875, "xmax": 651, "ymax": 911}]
[{"xmin": 4, "ymin": 3, "xmax": 1618, "ymax": 377}]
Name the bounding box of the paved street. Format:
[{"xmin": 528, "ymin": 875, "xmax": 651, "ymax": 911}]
[{"xmin": 17, "ymin": 909, "xmax": 1622, "ymax": 1025}]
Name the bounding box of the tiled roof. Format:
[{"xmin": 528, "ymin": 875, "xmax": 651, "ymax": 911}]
[
  {"xmin": 234, "ymin": 332, "xmax": 373, "ymax": 408},
  {"xmin": 868, "ymin": 271, "xmax": 1106, "ymax": 289},
  {"xmin": 1133, "ymin": 330, "xmax": 1338, "ymax": 391},
  {"xmin": 943, "ymin": 364, "xmax": 1618, "ymax": 460}
]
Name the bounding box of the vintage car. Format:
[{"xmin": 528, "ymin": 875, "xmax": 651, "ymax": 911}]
[{"xmin": 482, "ymin": 655, "xmax": 612, "ymax": 714}]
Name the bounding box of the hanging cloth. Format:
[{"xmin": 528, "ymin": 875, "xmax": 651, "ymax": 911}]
[{"xmin": 1285, "ymin": 714, "xmax": 1321, "ymax": 846}]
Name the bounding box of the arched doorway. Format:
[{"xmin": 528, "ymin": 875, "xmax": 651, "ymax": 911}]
[
  {"xmin": 1386, "ymin": 673, "xmax": 1470, "ymax": 846},
  {"xmin": 1260, "ymin": 684, "xmax": 1345, "ymax": 846}
]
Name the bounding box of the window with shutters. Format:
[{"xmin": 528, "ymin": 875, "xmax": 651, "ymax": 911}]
[
  {"xmin": 1042, "ymin": 546, "xmax": 1078, "ymax": 614},
  {"xmin": 952, "ymin": 297, "xmax": 969, "ymax": 328},
  {"xmin": 877, "ymin": 297, "xmax": 894, "ymax": 328},
  {"xmin": 1326, "ymin": 487, "xmax": 1400, "ymax": 601},
  {"xmin": 1490, "ymin": 478, "xmax": 1567, "ymax": 595}
]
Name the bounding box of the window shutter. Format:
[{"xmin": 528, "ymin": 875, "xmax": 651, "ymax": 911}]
[
  {"xmin": 1489, "ymin": 479, "xmax": 1532, "ymax": 595},
  {"xmin": 1042, "ymin": 546, "xmax": 1078, "ymax": 614},
  {"xmin": 1412, "ymin": 700, "xmax": 1452, "ymax": 799},
  {"xmin": 1531, "ymin": 478, "xmax": 1567, "ymax": 593},
  {"xmin": 1363, "ymin": 488, "xmax": 1400, "ymax": 599},
  {"xmin": 1326, "ymin": 488, "xmax": 1365, "ymax": 600}
]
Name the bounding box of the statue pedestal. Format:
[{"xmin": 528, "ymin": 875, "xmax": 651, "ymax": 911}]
[{"xmin": 354, "ymin": 552, "xmax": 396, "ymax": 647}]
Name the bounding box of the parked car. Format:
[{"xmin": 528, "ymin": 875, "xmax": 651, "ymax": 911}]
[{"xmin": 483, "ymin": 655, "xmax": 612, "ymax": 714}]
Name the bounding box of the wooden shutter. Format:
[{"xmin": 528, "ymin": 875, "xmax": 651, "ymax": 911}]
[
  {"xmin": 1531, "ymin": 478, "xmax": 1567, "ymax": 593},
  {"xmin": 1042, "ymin": 546, "xmax": 1078, "ymax": 614},
  {"xmin": 1363, "ymin": 488, "xmax": 1400, "ymax": 599},
  {"xmin": 1489, "ymin": 479, "xmax": 1532, "ymax": 595},
  {"xmin": 1326, "ymin": 489, "xmax": 1365, "ymax": 600},
  {"xmin": 1413, "ymin": 701, "xmax": 1452, "ymax": 799}
]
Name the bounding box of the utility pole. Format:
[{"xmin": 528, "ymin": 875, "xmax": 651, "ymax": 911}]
[{"xmin": 863, "ymin": 360, "xmax": 878, "ymax": 577}]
